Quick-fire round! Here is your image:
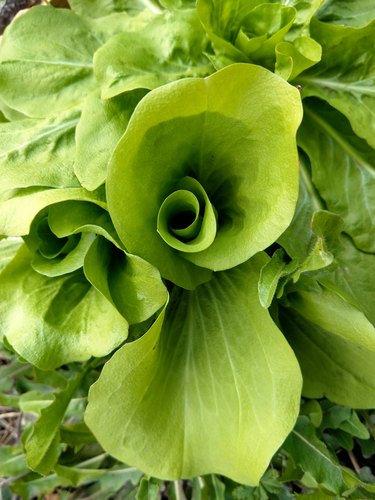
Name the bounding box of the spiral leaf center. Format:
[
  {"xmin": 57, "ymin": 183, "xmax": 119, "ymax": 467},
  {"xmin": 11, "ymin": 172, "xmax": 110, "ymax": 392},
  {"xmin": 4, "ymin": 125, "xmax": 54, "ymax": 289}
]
[{"xmin": 157, "ymin": 176, "xmax": 217, "ymax": 253}]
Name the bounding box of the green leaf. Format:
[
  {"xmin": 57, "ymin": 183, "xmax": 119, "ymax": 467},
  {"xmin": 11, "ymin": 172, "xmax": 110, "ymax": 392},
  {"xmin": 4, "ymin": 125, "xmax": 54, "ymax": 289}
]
[
  {"xmin": 84, "ymin": 236, "xmax": 168, "ymax": 325},
  {"xmin": 0, "ymin": 108, "xmax": 80, "ymax": 193},
  {"xmin": 25, "ymin": 368, "xmax": 86, "ymax": 474},
  {"xmin": 19, "ymin": 390, "xmax": 54, "ymax": 415},
  {"xmin": 0, "ymin": 447, "xmax": 28, "ymax": 476},
  {"xmin": 68, "ymin": 0, "xmax": 147, "ymax": 17},
  {"xmin": 197, "ymin": 0, "xmax": 269, "ymax": 63},
  {"xmin": 318, "ymin": 234, "xmax": 375, "ymax": 326},
  {"xmin": 316, "ymin": 0, "xmax": 375, "ymax": 28},
  {"xmin": 298, "ymin": 99, "xmax": 375, "ymax": 253},
  {"xmin": 75, "ymin": 89, "xmax": 147, "ymax": 190},
  {"xmin": 94, "ymin": 9, "xmax": 213, "ymax": 99},
  {"xmin": 278, "ymin": 160, "xmax": 317, "ymax": 258},
  {"xmin": 280, "ymin": 283, "xmax": 375, "ymax": 407},
  {"xmin": 0, "ymin": 245, "xmax": 128, "ymax": 369},
  {"xmin": 283, "ymin": 416, "xmax": 344, "ymax": 495},
  {"xmin": 85, "ymin": 254, "xmax": 302, "ymax": 485},
  {"xmin": 107, "ymin": 63, "xmax": 302, "ymax": 289},
  {"xmin": 275, "ymin": 36, "xmax": 322, "ymax": 81},
  {"xmin": 136, "ymin": 477, "xmax": 164, "ymax": 500},
  {"xmin": 197, "ymin": 0, "xmax": 321, "ymax": 78},
  {"xmin": 298, "ymin": 19, "xmax": 375, "ymax": 149},
  {"xmin": 24, "ymin": 201, "xmax": 119, "ymax": 277},
  {"xmin": 300, "ymin": 400, "xmax": 323, "ymax": 428},
  {"xmin": 322, "ymin": 405, "xmax": 369, "ymax": 440},
  {"xmin": 0, "ymin": 6, "xmax": 102, "ymax": 117},
  {"xmin": 0, "ymin": 238, "xmax": 22, "ymax": 272}
]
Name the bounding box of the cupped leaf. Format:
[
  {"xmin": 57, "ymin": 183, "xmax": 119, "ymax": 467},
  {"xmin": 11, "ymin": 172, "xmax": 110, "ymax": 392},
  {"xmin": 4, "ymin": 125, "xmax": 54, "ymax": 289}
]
[
  {"xmin": 0, "ymin": 245, "xmax": 128, "ymax": 369},
  {"xmin": 24, "ymin": 201, "xmax": 118, "ymax": 276},
  {"xmin": 0, "ymin": 6, "xmax": 101, "ymax": 117},
  {"xmin": 0, "ymin": 186, "xmax": 106, "ymax": 237},
  {"xmin": 298, "ymin": 99, "xmax": 375, "ymax": 253},
  {"xmin": 74, "ymin": 89, "xmax": 147, "ymax": 190},
  {"xmin": 275, "ymin": 36, "xmax": 322, "ymax": 81},
  {"xmin": 236, "ymin": 3, "xmax": 296, "ymax": 65},
  {"xmin": 197, "ymin": 0, "xmax": 321, "ymax": 78},
  {"xmin": 280, "ymin": 282, "xmax": 375, "ymax": 408},
  {"xmin": 107, "ymin": 63, "xmax": 302, "ymax": 289},
  {"xmin": 196, "ymin": 0, "xmax": 265, "ymax": 62},
  {"xmin": 298, "ymin": 19, "xmax": 375, "ymax": 148},
  {"xmin": 94, "ymin": 9, "xmax": 213, "ymax": 99},
  {"xmin": 84, "ymin": 236, "xmax": 168, "ymax": 325},
  {"xmin": 85, "ymin": 254, "xmax": 302, "ymax": 485}
]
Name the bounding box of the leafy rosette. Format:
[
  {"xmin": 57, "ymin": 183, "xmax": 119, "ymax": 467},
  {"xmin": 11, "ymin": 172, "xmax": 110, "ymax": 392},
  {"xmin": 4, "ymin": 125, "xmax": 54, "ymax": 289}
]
[
  {"xmin": 196, "ymin": 0, "xmax": 322, "ymax": 81},
  {"xmin": 0, "ymin": 201, "xmax": 167, "ymax": 370},
  {"xmin": 86, "ymin": 64, "xmax": 304, "ymax": 485},
  {"xmin": 107, "ymin": 63, "xmax": 302, "ymax": 289}
]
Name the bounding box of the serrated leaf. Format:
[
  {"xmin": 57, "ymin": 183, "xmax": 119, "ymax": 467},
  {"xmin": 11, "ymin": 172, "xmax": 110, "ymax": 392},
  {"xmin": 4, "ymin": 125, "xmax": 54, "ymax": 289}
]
[
  {"xmin": 25, "ymin": 368, "xmax": 87, "ymax": 474},
  {"xmin": 299, "ymin": 19, "xmax": 375, "ymax": 149},
  {"xmin": 283, "ymin": 416, "xmax": 344, "ymax": 495}
]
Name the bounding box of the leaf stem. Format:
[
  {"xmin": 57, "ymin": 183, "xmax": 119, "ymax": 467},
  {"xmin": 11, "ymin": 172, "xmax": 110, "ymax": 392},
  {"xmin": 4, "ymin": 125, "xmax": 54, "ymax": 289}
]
[
  {"xmin": 174, "ymin": 480, "xmax": 186, "ymax": 500},
  {"xmin": 347, "ymin": 450, "xmax": 361, "ymax": 474}
]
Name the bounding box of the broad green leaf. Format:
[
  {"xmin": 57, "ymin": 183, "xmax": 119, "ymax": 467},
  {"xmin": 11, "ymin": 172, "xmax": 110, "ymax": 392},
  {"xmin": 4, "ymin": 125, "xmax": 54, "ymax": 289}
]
[
  {"xmin": 298, "ymin": 99, "xmax": 375, "ymax": 253},
  {"xmin": 84, "ymin": 236, "xmax": 168, "ymax": 325},
  {"xmin": 0, "ymin": 6, "xmax": 101, "ymax": 117},
  {"xmin": 0, "ymin": 186, "xmax": 106, "ymax": 237},
  {"xmin": 75, "ymin": 89, "xmax": 147, "ymax": 190},
  {"xmin": 107, "ymin": 64, "xmax": 302, "ymax": 289},
  {"xmin": 280, "ymin": 283, "xmax": 375, "ymax": 407},
  {"xmin": 283, "ymin": 416, "xmax": 344, "ymax": 495},
  {"xmin": 94, "ymin": 9, "xmax": 213, "ymax": 99},
  {"xmin": 68, "ymin": 0, "xmax": 147, "ymax": 17},
  {"xmin": 25, "ymin": 369, "xmax": 86, "ymax": 474},
  {"xmin": 0, "ymin": 245, "xmax": 128, "ymax": 369},
  {"xmin": 0, "ymin": 107, "xmax": 80, "ymax": 192},
  {"xmin": 298, "ymin": 19, "xmax": 375, "ymax": 148},
  {"xmin": 316, "ymin": 0, "xmax": 375, "ymax": 28},
  {"xmin": 85, "ymin": 254, "xmax": 302, "ymax": 485}
]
